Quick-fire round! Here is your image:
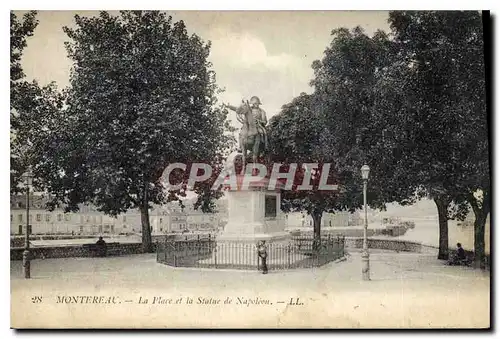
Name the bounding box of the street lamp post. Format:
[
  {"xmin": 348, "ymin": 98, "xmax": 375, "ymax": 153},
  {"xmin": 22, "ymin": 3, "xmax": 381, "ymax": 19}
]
[
  {"xmin": 22, "ymin": 166, "xmax": 34, "ymax": 279},
  {"xmin": 361, "ymin": 164, "xmax": 370, "ymax": 281}
]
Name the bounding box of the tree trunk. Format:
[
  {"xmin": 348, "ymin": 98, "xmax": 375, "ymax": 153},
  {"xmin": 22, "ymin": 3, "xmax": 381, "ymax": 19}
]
[
  {"xmin": 140, "ymin": 204, "xmax": 153, "ymax": 253},
  {"xmin": 434, "ymin": 197, "xmax": 449, "ymax": 260},
  {"xmin": 312, "ymin": 211, "xmax": 322, "ymax": 251},
  {"xmin": 139, "ymin": 180, "xmax": 153, "ymax": 253},
  {"xmin": 469, "ymin": 190, "xmax": 490, "ymax": 269},
  {"xmin": 473, "ymin": 213, "xmax": 487, "ymax": 269}
]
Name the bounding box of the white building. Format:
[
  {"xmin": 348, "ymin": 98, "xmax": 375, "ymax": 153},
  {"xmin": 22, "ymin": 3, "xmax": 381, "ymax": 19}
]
[
  {"xmin": 10, "ymin": 193, "xmax": 142, "ymax": 235},
  {"xmin": 10, "ymin": 194, "xmax": 225, "ymax": 236},
  {"xmin": 149, "ymin": 203, "xmax": 188, "ymax": 234}
]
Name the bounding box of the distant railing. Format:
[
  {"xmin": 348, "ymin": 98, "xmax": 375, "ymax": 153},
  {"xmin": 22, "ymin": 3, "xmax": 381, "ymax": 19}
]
[{"xmin": 156, "ymin": 235, "xmax": 345, "ymax": 270}]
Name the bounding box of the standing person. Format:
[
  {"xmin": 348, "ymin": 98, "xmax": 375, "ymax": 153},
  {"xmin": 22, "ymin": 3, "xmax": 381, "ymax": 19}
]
[{"xmin": 257, "ymin": 240, "xmax": 268, "ymax": 274}]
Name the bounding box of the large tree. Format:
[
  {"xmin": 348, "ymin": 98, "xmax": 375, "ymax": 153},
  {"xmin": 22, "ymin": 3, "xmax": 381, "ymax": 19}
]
[
  {"xmin": 387, "ymin": 11, "xmax": 488, "ymax": 261},
  {"xmin": 268, "ymin": 93, "xmax": 362, "ymax": 244},
  {"xmin": 11, "ymin": 10, "xmax": 41, "ymax": 193},
  {"xmin": 307, "ymin": 27, "xmax": 416, "ymax": 230},
  {"xmin": 269, "ymin": 28, "xmax": 414, "ymax": 244},
  {"xmin": 309, "ymin": 15, "xmax": 488, "ymax": 263},
  {"xmin": 38, "ymin": 11, "xmax": 230, "ymax": 252},
  {"xmin": 458, "ymin": 12, "xmax": 490, "ymax": 268},
  {"xmin": 11, "ymin": 11, "xmax": 66, "ymax": 200}
]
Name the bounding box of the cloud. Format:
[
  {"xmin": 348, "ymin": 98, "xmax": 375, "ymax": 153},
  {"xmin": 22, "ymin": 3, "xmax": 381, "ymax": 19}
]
[
  {"xmin": 207, "ymin": 28, "xmax": 314, "ymax": 124},
  {"xmin": 208, "ymin": 29, "xmax": 307, "ymax": 76}
]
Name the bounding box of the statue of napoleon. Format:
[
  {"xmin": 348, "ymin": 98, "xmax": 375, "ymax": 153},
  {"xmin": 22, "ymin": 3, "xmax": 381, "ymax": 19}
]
[{"xmin": 225, "ymin": 96, "xmax": 270, "ymax": 168}]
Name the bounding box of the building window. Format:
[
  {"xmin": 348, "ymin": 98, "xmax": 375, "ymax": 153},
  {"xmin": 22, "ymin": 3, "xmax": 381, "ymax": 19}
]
[
  {"xmin": 29, "ymin": 214, "xmax": 33, "ymax": 222},
  {"xmin": 329, "ymin": 220, "xmax": 332, "ymax": 227},
  {"xmin": 65, "ymin": 214, "xmax": 71, "ymax": 221},
  {"xmin": 160, "ymin": 218, "xmax": 163, "ymax": 224},
  {"xmin": 36, "ymin": 214, "xmax": 41, "ymax": 222},
  {"xmin": 123, "ymin": 216, "xmax": 127, "ymax": 223},
  {"xmin": 79, "ymin": 226, "xmax": 84, "ymax": 233},
  {"xmin": 46, "ymin": 214, "xmax": 51, "ymax": 222},
  {"xmin": 57, "ymin": 214, "xmax": 62, "ymax": 221},
  {"xmin": 17, "ymin": 202, "xmax": 22, "ymax": 208},
  {"xmin": 18, "ymin": 214, "xmax": 23, "ymax": 222},
  {"xmin": 86, "ymin": 216, "xmax": 90, "ymax": 223},
  {"xmin": 10, "ymin": 214, "xmax": 13, "ymax": 222}
]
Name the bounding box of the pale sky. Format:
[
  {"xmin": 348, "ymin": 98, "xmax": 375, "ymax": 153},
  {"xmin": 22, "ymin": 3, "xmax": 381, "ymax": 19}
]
[{"xmin": 18, "ymin": 10, "xmax": 390, "ymax": 126}]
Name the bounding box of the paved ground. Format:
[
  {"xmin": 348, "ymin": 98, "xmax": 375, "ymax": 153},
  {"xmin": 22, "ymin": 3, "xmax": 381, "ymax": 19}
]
[{"xmin": 10, "ymin": 249, "xmax": 490, "ymax": 329}]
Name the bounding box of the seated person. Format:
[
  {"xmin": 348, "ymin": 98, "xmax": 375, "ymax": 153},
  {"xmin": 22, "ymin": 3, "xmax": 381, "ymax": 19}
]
[
  {"xmin": 95, "ymin": 236, "xmax": 107, "ymax": 257},
  {"xmin": 448, "ymin": 243, "xmax": 467, "ymax": 265},
  {"xmin": 456, "ymin": 243, "xmax": 466, "ymax": 261}
]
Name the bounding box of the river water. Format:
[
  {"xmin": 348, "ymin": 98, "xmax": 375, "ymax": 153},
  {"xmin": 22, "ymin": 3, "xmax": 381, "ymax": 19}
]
[
  {"xmin": 391, "ymin": 218, "xmax": 490, "ymax": 254},
  {"xmin": 371, "ymin": 198, "xmax": 491, "ymax": 254}
]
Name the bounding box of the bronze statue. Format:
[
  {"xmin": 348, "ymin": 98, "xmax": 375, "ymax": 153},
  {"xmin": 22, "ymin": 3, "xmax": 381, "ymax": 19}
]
[{"xmin": 225, "ymin": 96, "xmax": 269, "ymax": 169}]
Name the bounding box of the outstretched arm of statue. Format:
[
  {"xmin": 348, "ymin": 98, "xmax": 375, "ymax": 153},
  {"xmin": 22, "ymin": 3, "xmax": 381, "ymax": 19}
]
[{"xmin": 225, "ymin": 104, "xmax": 238, "ymax": 112}]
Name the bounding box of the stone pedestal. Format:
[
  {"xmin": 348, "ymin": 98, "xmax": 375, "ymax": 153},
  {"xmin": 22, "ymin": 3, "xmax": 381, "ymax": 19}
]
[
  {"xmin": 218, "ymin": 175, "xmax": 290, "ymax": 244},
  {"xmin": 199, "ymin": 174, "xmax": 292, "ymax": 267}
]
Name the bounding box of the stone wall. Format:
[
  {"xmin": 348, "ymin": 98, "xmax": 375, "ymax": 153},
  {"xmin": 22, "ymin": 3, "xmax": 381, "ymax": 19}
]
[
  {"xmin": 345, "ymin": 237, "xmax": 423, "ymax": 252},
  {"xmin": 11, "ymin": 242, "xmax": 149, "ymax": 261},
  {"xmin": 11, "ymin": 237, "xmax": 423, "ymax": 261}
]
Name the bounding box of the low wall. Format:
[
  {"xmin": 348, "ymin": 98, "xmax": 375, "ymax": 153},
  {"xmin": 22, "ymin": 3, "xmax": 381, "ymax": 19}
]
[
  {"xmin": 345, "ymin": 237, "xmax": 423, "ymax": 253},
  {"xmin": 11, "ymin": 242, "xmax": 150, "ymax": 261},
  {"xmin": 10, "ymin": 234, "xmax": 137, "ymax": 247},
  {"xmin": 291, "ymin": 225, "xmax": 409, "ymax": 238},
  {"xmin": 11, "ymin": 237, "xmax": 422, "ymax": 260}
]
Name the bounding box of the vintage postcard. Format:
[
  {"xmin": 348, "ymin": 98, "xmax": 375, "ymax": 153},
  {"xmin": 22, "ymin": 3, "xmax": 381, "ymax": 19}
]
[{"xmin": 10, "ymin": 10, "xmax": 491, "ymax": 329}]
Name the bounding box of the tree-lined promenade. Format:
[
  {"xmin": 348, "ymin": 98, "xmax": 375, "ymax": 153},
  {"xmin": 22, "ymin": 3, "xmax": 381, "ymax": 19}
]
[
  {"xmin": 11, "ymin": 11, "xmax": 489, "ymax": 267},
  {"xmin": 268, "ymin": 11, "xmax": 489, "ymax": 267}
]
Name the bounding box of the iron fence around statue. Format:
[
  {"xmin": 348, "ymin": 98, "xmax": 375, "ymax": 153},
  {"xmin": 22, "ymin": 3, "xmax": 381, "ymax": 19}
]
[{"xmin": 156, "ymin": 235, "xmax": 345, "ymax": 270}]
